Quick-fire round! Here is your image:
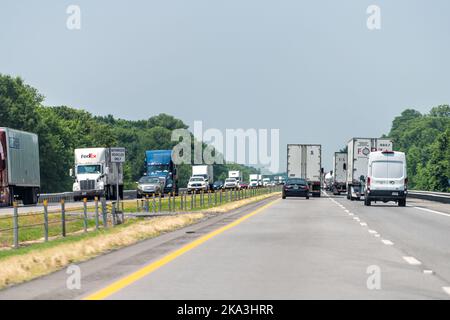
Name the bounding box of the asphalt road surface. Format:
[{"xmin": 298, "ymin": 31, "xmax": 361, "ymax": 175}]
[{"xmin": 1, "ymin": 193, "xmax": 449, "ymax": 300}]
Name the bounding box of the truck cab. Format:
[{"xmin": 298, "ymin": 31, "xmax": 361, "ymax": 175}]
[
  {"xmin": 364, "ymin": 151, "xmax": 407, "ymax": 207},
  {"xmin": 145, "ymin": 150, "xmax": 178, "ymax": 195}
]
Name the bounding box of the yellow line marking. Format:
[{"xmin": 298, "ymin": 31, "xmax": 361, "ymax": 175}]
[{"xmin": 83, "ymin": 198, "xmax": 280, "ymax": 300}]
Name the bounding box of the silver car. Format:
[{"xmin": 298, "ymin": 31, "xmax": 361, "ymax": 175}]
[{"xmin": 137, "ymin": 176, "xmax": 162, "ymax": 198}]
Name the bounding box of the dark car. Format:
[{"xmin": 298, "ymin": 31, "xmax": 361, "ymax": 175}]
[
  {"xmin": 282, "ymin": 178, "xmax": 309, "ymax": 199},
  {"xmin": 212, "ymin": 180, "xmax": 224, "ymax": 190}
]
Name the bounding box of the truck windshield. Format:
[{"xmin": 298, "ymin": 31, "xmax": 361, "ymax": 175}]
[
  {"xmin": 372, "ymin": 161, "xmax": 404, "ymax": 179},
  {"xmin": 190, "ymin": 177, "xmax": 204, "ymax": 182},
  {"xmin": 138, "ymin": 177, "xmax": 160, "ymax": 184},
  {"xmin": 77, "ymin": 165, "xmax": 102, "ymax": 174},
  {"xmin": 225, "ymin": 178, "xmax": 236, "ymax": 182},
  {"xmin": 148, "ymin": 165, "xmax": 169, "ymax": 172}
]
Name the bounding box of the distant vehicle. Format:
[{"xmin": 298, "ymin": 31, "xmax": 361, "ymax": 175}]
[
  {"xmin": 0, "ymin": 128, "xmax": 40, "ymax": 206},
  {"xmin": 332, "ymin": 152, "xmax": 347, "ymax": 195},
  {"xmin": 282, "ymin": 178, "xmax": 309, "ymax": 199},
  {"xmin": 228, "ymin": 170, "xmax": 242, "ymax": 182},
  {"xmin": 346, "ymin": 138, "xmax": 393, "ymax": 201},
  {"xmin": 249, "ymin": 174, "xmax": 260, "ymax": 188},
  {"xmin": 212, "ymin": 180, "xmax": 224, "ymax": 190},
  {"xmin": 187, "ymin": 176, "xmax": 208, "ymax": 193},
  {"xmin": 257, "ymin": 174, "xmax": 263, "ymax": 187},
  {"xmin": 192, "ymin": 165, "xmax": 214, "ymax": 189},
  {"xmin": 262, "ymin": 178, "xmax": 270, "ymax": 187},
  {"xmin": 71, "ymin": 147, "xmax": 124, "ymax": 201},
  {"xmin": 224, "ymin": 177, "xmax": 240, "ymax": 189},
  {"xmin": 287, "ymin": 144, "xmax": 322, "ymax": 197},
  {"xmin": 239, "ymin": 181, "xmax": 249, "ymax": 189},
  {"xmin": 145, "ymin": 150, "xmax": 178, "ymax": 194},
  {"xmin": 364, "ymin": 151, "xmax": 407, "ymax": 207},
  {"xmin": 136, "ymin": 176, "xmax": 162, "ymax": 198},
  {"xmin": 324, "ymin": 172, "xmax": 333, "ymax": 191}
]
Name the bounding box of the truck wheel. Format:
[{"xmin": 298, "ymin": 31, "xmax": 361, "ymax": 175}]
[
  {"xmin": 282, "ymin": 195, "xmax": 286, "ymax": 199},
  {"xmin": 398, "ymin": 199, "xmax": 406, "ymax": 207},
  {"xmin": 364, "ymin": 198, "xmax": 371, "ymax": 206}
]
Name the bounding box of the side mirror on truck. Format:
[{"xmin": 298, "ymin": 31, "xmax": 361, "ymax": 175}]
[{"xmin": 69, "ymin": 168, "xmax": 73, "ymax": 177}]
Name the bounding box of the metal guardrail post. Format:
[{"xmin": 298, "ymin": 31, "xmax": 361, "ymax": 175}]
[
  {"xmin": 159, "ymin": 193, "xmax": 162, "ymax": 212},
  {"xmin": 101, "ymin": 198, "xmax": 108, "ymax": 228},
  {"xmin": 111, "ymin": 202, "xmax": 117, "ymax": 225},
  {"xmin": 83, "ymin": 198, "xmax": 88, "ymax": 233},
  {"xmin": 145, "ymin": 196, "xmax": 149, "ymax": 213},
  {"xmin": 172, "ymin": 192, "xmax": 175, "ymax": 211},
  {"xmin": 61, "ymin": 199, "xmax": 66, "ymax": 237},
  {"xmin": 152, "ymin": 194, "xmax": 156, "ymax": 213},
  {"xmin": 13, "ymin": 202, "xmax": 19, "ymax": 249},
  {"xmin": 43, "ymin": 200, "xmax": 49, "ymax": 242},
  {"xmin": 94, "ymin": 197, "xmax": 99, "ymax": 231}
]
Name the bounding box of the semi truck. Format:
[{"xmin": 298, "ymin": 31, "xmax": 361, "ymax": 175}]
[
  {"xmin": 191, "ymin": 165, "xmax": 214, "ymax": 189},
  {"xmin": 287, "ymin": 144, "xmax": 322, "ymax": 197},
  {"xmin": 346, "ymin": 138, "xmax": 393, "ymax": 200},
  {"xmin": 249, "ymin": 174, "xmax": 259, "ymax": 188},
  {"xmin": 332, "ymin": 152, "xmax": 347, "ymax": 195},
  {"xmin": 228, "ymin": 170, "xmax": 242, "ymax": 181},
  {"xmin": 71, "ymin": 147, "xmax": 124, "ymax": 201},
  {"xmin": 0, "ymin": 128, "xmax": 40, "ymax": 206},
  {"xmin": 145, "ymin": 150, "xmax": 178, "ymax": 194}
]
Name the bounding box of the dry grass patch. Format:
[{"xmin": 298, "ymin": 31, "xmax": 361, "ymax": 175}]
[
  {"xmin": 207, "ymin": 192, "xmax": 280, "ymax": 213},
  {"xmin": 0, "ymin": 213, "xmax": 204, "ymax": 289}
]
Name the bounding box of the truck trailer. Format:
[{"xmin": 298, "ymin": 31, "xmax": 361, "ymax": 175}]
[
  {"xmin": 192, "ymin": 165, "xmax": 214, "ymax": 188},
  {"xmin": 0, "ymin": 128, "xmax": 40, "ymax": 206},
  {"xmin": 72, "ymin": 147, "xmax": 124, "ymax": 201},
  {"xmin": 287, "ymin": 144, "xmax": 322, "ymax": 197},
  {"xmin": 346, "ymin": 138, "xmax": 393, "ymax": 201},
  {"xmin": 332, "ymin": 152, "xmax": 347, "ymax": 195}
]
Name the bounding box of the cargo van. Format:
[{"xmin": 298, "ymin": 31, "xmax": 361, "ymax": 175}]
[{"xmin": 364, "ymin": 151, "xmax": 407, "ymax": 207}]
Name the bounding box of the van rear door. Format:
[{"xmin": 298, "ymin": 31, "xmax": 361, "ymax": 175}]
[{"xmin": 370, "ymin": 155, "xmax": 405, "ymax": 192}]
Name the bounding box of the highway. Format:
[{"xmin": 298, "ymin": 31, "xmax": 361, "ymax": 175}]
[{"xmin": 0, "ymin": 193, "xmax": 449, "ymax": 299}]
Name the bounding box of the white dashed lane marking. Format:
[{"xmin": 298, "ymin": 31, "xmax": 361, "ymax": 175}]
[
  {"xmin": 381, "ymin": 239, "xmax": 394, "ymax": 246},
  {"xmin": 403, "ymin": 256, "xmax": 422, "ymax": 265}
]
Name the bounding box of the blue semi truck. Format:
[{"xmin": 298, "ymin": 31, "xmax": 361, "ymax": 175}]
[{"xmin": 144, "ymin": 150, "xmax": 179, "ymax": 195}]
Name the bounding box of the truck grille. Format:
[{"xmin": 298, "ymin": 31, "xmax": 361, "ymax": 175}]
[{"xmin": 80, "ymin": 180, "xmax": 95, "ymax": 191}]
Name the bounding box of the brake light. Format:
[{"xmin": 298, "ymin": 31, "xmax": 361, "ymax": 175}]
[
  {"xmin": 405, "ymin": 177, "xmax": 408, "ymax": 190},
  {"xmin": 367, "ymin": 177, "xmax": 371, "ymax": 187}
]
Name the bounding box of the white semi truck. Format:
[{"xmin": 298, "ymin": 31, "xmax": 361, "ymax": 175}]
[
  {"xmin": 332, "ymin": 152, "xmax": 347, "ymax": 195},
  {"xmin": 346, "ymin": 138, "xmax": 393, "ymax": 200},
  {"xmin": 0, "ymin": 128, "xmax": 40, "ymax": 206},
  {"xmin": 71, "ymin": 147, "xmax": 124, "ymax": 201},
  {"xmin": 287, "ymin": 144, "xmax": 322, "ymax": 197}
]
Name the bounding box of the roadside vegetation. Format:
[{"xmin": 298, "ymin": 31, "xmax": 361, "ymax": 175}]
[{"xmin": 386, "ymin": 105, "xmax": 450, "ymax": 192}]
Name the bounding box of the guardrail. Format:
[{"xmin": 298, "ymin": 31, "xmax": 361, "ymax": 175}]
[
  {"xmin": 39, "ymin": 190, "xmax": 137, "ymax": 203},
  {"xmin": 408, "ymin": 190, "xmax": 450, "ymax": 204}
]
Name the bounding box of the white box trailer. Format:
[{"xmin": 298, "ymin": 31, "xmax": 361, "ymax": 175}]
[
  {"xmin": 332, "ymin": 152, "xmax": 347, "ymax": 195},
  {"xmin": 287, "ymin": 144, "xmax": 322, "ymax": 197},
  {"xmin": 228, "ymin": 170, "xmax": 242, "ymax": 181},
  {"xmin": 0, "ymin": 128, "xmax": 40, "ymax": 205},
  {"xmin": 72, "ymin": 147, "xmax": 124, "ymax": 201},
  {"xmin": 192, "ymin": 165, "xmax": 214, "ymax": 186},
  {"xmin": 346, "ymin": 138, "xmax": 393, "ymax": 200},
  {"xmin": 249, "ymin": 174, "xmax": 259, "ymax": 188}
]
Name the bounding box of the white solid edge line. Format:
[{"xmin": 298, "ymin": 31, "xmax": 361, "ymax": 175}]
[
  {"xmin": 412, "ymin": 206, "xmax": 450, "ymax": 218},
  {"xmin": 403, "ymin": 256, "xmax": 422, "ymax": 265},
  {"xmin": 381, "ymin": 239, "xmax": 394, "ymax": 245},
  {"xmin": 423, "ymin": 270, "xmax": 434, "ymax": 275},
  {"xmin": 360, "ymin": 222, "xmax": 367, "ymax": 226}
]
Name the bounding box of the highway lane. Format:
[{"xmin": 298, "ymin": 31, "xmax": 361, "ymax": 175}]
[
  {"xmin": 0, "ymin": 193, "xmax": 449, "ymax": 299},
  {"xmin": 330, "ymin": 193, "xmax": 450, "ymax": 286}
]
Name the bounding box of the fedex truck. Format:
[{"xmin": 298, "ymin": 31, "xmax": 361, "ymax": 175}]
[
  {"xmin": 287, "ymin": 144, "xmax": 322, "ymax": 197},
  {"xmin": 346, "ymin": 138, "xmax": 393, "ymax": 200},
  {"xmin": 71, "ymin": 147, "xmax": 124, "ymax": 201},
  {"xmin": 0, "ymin": 128, "xmax": 40, "ymax": 206},
  {"xmin": 332, "ymin": 152, "xmax": 347, "ymax": 195}
]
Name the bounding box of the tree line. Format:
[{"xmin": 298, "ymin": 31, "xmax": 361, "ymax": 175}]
[
  {"xmin": 0, "ymin": 74, "xmax": 258, "ymax": 192},
  {"xmin": 387, "ymin": 105, "xmax": 449, "ymax": 192}
]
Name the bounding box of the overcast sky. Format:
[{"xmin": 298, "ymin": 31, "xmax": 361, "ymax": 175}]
[{"xmin": 1, "ymin": 1, "xmax": 449, "ymax": 172}]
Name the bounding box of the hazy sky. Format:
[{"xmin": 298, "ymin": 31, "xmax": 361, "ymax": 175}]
[{"xmin": 1, "ymin": 1, "xmax": 449, "ymax": 172}]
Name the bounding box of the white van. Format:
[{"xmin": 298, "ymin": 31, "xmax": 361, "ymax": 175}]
[{"xmin": 364, "ymin": 151, "xmax": 407, "ymax": 206}]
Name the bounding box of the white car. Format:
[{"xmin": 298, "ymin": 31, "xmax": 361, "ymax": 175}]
[
  {"xmin": 223, "ymin": 178, "xmax": 240, "ymax": 189},
  {"xmin": 187, "ymin": 176, "xmax": 208, "ymax": 193},
  {"xmin": 364, "ymin": 151, "xmax": 407, "ymax": 207}
]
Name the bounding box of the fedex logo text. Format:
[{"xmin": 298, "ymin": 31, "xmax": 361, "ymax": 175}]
[{"xmin": 81, "ymin": 153, "xmax": 97, "ymax": 159}]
